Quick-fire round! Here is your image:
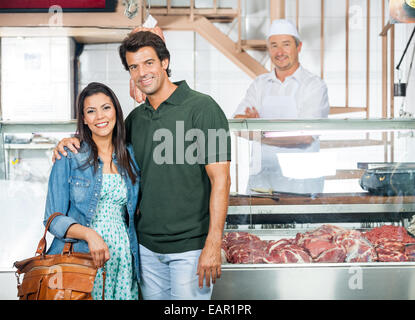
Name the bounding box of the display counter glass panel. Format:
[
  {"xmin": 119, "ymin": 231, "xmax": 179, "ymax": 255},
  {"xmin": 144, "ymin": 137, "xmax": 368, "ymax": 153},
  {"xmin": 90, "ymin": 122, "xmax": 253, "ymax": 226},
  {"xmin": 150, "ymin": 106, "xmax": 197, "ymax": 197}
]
[
  {"xmin": 218, "ymin": 119, "xmax": 415, "ymax": 299},
  {"xmin": 2, "ymin": 119, "xmax": 415, "ymax": 299},
  {"xmin": 0, "ymin": 122, "xmax": 76, "ymax": 274}
]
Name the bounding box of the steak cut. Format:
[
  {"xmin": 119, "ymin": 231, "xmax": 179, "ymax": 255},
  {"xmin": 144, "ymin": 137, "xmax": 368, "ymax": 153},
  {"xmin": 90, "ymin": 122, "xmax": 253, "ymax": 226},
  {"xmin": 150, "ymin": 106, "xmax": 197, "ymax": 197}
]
[
  {"xmin": 314, "ymin": 245, "xmax": 347, "ymax": 263},
  {"xmin": 363, "ymin": 225, "xmax": 415, "ymax": 262},
  {"xmin": 334, "ymin": 230, "xmax": 377, "ymax": 263},
  {"xmin": 295, "ymin": 225, "xmax": 347, "ymax": 262},
  {"xmin": 222, "ymin": 232, "xmax": 267, "ymax": 264},
  {"xmin": 363, "ymin": 225, "xmax": 415, "ymax": 245},
  {"xmin": 405, "ymin": 244, "xmax": 415, "ymax": 261},
  {"xmin": 264, "ymin": 240, "xmax": 312, "ymax": 264}
]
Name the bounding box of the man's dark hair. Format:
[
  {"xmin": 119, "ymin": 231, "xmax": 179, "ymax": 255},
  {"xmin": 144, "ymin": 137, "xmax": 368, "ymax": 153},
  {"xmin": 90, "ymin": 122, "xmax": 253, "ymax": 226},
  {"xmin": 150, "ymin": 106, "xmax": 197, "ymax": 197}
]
[{"xmin": 119, "ymin": 31, "xmax": 171, "ymax": 77}]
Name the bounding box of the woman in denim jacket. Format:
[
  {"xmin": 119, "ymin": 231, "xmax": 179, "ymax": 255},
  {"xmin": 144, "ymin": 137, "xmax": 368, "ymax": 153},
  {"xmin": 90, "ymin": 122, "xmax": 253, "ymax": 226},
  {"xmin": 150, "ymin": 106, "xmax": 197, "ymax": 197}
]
[{"xmin": 44, "ymin": 82, "xmax": 140, "ymax": 300}]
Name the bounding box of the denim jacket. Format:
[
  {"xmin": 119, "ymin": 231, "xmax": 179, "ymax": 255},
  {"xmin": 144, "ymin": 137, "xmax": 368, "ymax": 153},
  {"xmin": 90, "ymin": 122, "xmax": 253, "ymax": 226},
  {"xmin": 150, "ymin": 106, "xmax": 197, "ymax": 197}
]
[{"xmin": 43, "ymin": 142, "xmax": 140, "ymax": 281}]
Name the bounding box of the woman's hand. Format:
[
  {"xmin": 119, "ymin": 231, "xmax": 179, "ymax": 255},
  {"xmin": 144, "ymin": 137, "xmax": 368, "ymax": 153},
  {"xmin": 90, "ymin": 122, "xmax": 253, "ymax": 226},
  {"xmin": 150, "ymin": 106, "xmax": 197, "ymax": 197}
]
[
  {"xmin": 85, "ymin": 229, "xmax": 110, "ymax": 269},
  {"xmin": 66, "ymin": 224, "xmax": 110, "ymax": 269}
]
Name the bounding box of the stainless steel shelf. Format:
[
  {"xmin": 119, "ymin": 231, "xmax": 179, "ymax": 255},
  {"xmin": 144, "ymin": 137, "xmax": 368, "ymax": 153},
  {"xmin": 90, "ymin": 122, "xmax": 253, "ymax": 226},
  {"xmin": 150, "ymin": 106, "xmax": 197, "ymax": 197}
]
[{"xmin": 0, "ymin": 120, "xmax": 77, "ymax": 133}]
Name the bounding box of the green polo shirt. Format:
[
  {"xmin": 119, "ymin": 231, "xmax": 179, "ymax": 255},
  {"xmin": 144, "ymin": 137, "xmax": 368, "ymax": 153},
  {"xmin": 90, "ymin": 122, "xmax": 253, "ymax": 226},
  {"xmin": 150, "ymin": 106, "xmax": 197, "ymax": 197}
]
[{"xmin": 125, "ymin": 81, "xmax": 231, "ymax": 254}]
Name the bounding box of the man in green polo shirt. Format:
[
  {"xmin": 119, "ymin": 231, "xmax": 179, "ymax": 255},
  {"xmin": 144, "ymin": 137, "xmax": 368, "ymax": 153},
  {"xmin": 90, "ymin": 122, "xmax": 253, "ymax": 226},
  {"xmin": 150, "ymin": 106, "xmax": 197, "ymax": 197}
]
[{"xmin": 54, "ymin": 30, "xmax": 231, "ymax": 300}]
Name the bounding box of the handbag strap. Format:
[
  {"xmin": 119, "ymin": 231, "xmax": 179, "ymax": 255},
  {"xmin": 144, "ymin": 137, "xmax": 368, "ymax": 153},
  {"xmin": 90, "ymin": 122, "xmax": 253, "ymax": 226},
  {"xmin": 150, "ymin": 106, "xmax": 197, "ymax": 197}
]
[
  {"xmin": 36, "ymin": 212, "xmax": 69, "ymax": 255},
  {"xmin": 102, "ymin": 265, "xmax": 106, "ymax": 300}
]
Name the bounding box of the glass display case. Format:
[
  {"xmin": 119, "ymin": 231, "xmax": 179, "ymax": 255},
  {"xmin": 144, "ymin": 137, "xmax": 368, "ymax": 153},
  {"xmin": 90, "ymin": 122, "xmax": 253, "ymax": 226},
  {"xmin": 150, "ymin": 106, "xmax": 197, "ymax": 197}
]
[
  {"xmin": 1, "ymin": 119, "xmax": 415, "ymax": 299},
  {"xmin": 215, "ymin": 118, "xmax": 415, "ymax": 300},
  {"xmin": 0, "ymin": 121, "xmax": 76, "ymax": 299}
]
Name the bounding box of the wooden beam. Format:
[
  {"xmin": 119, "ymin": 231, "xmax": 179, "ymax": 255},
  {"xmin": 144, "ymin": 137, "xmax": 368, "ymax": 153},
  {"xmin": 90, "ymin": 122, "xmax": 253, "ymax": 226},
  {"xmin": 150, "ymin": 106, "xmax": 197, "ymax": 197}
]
[
  {"xmin": 190, "ymin": 0, "xmax": 194, "ymax": 21},
  {"xmin": 0, "ymin": 26, "xmax": 131, "ymax": 43},
  {"xmin": 241, "ymin": 40, "xmax": 267, "ymax": 51},
  {"xmin": 390, "ymin": 24, "xmax": 395, "ymax": 118},
  {"xmin": 237, "ymin": 0, "xmax": 242, "ymax": 52},
  {"xmin": 381, "ymin": 0, "xmax": 388, "ymax": 118},
  {"xmin": 329, "ymin": 107, "xmax": 367, "ymax": 114},
  {"xmin": 0, "ymin": 3, "xmax": 238, "ymax": 28},
  {"xmin": 0, "ymin": 2, "xmax": 143, "ymax": 28},
  {"xmin": 366, "ymin": 0, "xmax": 370, "ymax": 119},
  {"xmin": 345, "ymin": 0, "xmax": 350, "ymax": 108},
  {"xmin": 0, "ymin": 15, "xmax": 195, "ymax": 41},
  {"xmin": 270, "ymin": 0, "xmax": 285, "ymax": 21},
  {"xmin": 321, "ymin": 0, "xmax": 325, "ymax": 79}
]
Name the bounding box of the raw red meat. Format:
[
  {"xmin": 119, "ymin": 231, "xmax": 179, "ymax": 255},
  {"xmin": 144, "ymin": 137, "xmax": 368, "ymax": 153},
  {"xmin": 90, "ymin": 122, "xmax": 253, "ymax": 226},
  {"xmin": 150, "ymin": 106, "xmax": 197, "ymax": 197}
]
[
  {"xmin": 363, "ymin": 225, "xmax": 415, "ymax": 245},
  {"xmin": 314, "ymin": 246, "xmax": 346, "ymax": 263},
  {"xmin": 222, "ymin": 231, "xmax": 261, "ymax": 246},
  {"xmin": 363, "ymin": 226, "xmax": 415, "ymax": 262},
  {"xmin": 377, "ymin": 250, "xmax": 408, "ymax": 262},
  {"xmin": 221, "ymin": 224, "xmax": 414, "ymax": 265},
  {"xmin": 295, "ymin": 225, "xmax": 347, "ymax": 262},
  {"xmin": 294, "ymin": 225, "xmax": 378, "ymax": 263},
  {"xmin": 334, "ymin": 230, "xmax": 377, "ymax": 263},
  {"xmin": 264, "ymin": 240, "xmax": 312, "ymax": 264},
  {"xmin": 227, "ymin": 241, "xmax": 267, "ymax": 264},
  {"xmin": 295, "ymin": 224, "xmax": 344, "ymax": 246},
  {"xmin": 222, "ymin": 232, "xmax": 267, "ymax": 264},
  {"xmin": 265, "ymin": 239, "xmax": 294, "ymax": 252},
  {"xmin": 377, "ymin": 241, "xmax": 405, "ymax": 253},
  {"xmin": 405, "ymin": 245, "xmax": 415, "ymax": 261},
  {"xmin": 302, "ymin": 239, "xmax": 337, "ymax": 259}
]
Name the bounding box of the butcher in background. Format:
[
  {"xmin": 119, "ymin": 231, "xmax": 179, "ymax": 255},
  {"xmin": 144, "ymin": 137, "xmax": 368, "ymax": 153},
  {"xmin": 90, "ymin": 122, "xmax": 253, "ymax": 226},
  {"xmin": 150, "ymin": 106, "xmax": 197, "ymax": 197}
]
[{"xmin": 233, "ymin": 19, "xmax": 330, "ymax": 196}]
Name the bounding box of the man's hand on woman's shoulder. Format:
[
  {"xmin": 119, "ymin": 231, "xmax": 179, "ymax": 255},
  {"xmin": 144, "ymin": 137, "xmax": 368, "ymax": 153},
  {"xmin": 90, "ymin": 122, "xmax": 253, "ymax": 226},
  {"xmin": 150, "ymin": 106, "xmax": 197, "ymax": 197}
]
[{"xmin": 52, "ymin": 137, "xmax": 81, "ymax": 162}]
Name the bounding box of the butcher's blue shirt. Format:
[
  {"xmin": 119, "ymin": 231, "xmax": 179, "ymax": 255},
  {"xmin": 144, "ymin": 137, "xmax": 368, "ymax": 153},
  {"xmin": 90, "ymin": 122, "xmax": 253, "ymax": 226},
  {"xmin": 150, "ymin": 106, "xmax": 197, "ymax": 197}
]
[{"xmin": 43, "ymin": 142, "xmax": 140, "ymax": 280}]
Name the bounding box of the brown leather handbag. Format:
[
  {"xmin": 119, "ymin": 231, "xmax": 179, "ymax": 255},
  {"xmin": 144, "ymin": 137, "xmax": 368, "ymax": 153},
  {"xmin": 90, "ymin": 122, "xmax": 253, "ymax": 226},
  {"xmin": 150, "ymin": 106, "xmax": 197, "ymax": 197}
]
[{"xmin": 13, "ymin": 212, "xmax": 105, "ymax": 300}]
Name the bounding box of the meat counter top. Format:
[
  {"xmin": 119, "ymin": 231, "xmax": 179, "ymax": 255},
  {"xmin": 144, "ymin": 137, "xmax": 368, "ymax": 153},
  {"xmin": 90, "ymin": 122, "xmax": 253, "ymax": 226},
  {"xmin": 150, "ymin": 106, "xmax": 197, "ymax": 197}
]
[
  {"xmin": 229, "ymin": 193, "xmax": 415, "ymax": 206},
  {"xmin": 227, "ymin": 193, "xmax": 415, "ymax": 223}
]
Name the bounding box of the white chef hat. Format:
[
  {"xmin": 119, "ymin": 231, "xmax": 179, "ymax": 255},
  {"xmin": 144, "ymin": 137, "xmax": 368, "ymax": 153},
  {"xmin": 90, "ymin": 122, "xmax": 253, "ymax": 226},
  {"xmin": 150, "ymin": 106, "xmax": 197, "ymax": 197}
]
[{"xmin": 267, "ymin": 19, "xmax": 301, "ymax": 42}]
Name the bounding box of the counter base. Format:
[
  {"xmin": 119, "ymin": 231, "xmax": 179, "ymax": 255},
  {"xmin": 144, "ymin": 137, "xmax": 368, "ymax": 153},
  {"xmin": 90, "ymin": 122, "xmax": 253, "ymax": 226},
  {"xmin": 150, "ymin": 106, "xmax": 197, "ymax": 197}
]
[{"xmin": 212, "ymin": 263, "xmax": 415, "ymax": 299}]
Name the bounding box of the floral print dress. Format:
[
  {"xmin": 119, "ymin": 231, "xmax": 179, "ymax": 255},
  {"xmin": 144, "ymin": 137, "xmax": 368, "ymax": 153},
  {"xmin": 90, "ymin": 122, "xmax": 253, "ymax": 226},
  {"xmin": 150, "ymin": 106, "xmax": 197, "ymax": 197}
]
[{"xmin": 91, "ymin": 174, "xmax": 138, "ymax": 300}]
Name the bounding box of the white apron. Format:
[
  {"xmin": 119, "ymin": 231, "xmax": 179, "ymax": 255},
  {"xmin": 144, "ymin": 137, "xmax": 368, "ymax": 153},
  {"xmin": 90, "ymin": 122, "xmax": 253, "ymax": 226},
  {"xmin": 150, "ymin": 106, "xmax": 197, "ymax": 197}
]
[{"xmin": 247, "ymin": 81, "xmax": 324, "ymax": 194}]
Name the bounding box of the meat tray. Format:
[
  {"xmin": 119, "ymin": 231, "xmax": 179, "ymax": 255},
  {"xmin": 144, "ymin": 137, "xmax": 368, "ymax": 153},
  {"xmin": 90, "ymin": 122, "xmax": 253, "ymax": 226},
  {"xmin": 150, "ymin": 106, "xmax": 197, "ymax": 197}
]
[
  {"xmin": 217, "ymin": 189, "xmax": 415, "ymax": 299},
  {"xmin": 211, "ymin": 226, "xmax": 415, "ymax": 299}
]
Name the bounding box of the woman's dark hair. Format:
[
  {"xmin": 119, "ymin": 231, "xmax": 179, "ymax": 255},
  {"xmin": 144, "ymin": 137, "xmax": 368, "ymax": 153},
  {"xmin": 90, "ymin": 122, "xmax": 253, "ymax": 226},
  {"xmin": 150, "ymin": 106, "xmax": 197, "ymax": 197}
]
[
  {"xmin": 119, "ymin": 31, "xmax": 171, "ymax": 77},
  {"xmin": 76, "ymin": 82, "xmax": 137, "ymax": 184}
]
